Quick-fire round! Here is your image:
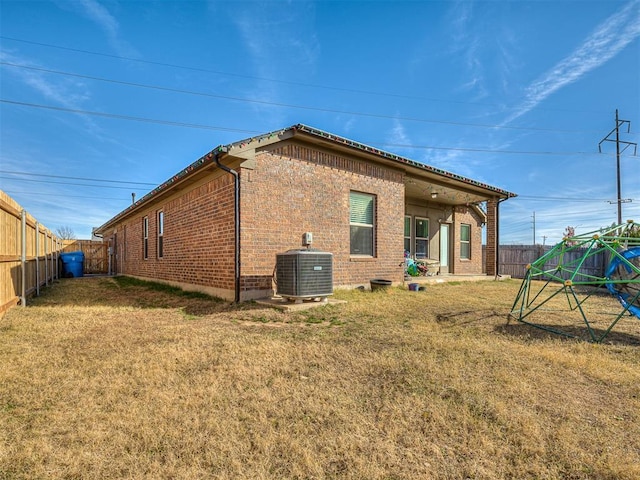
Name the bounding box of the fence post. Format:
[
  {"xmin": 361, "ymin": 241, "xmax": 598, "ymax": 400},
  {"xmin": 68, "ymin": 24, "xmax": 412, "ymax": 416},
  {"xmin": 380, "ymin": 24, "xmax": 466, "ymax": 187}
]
[
  {"xmin": 35, "ymin": 222, "xmax": 40, "ymax": 296},
  {"xmin": 54, "ymin": 239, "xmax": 59, "ymax": 280},
  {"xmin": 54, "ymin": 238, "xmax": 58, "ymax": 280},
  {"xmin": 21, "ymin": 209, "xmax": 26, "ymax": 307},
  {"xmin": 45, "ymin": 231, "xmax": 49, "ymax": 287},
  {"xmin": 52, "ymin": 236, "xmax": 55, "ymax": 281}
]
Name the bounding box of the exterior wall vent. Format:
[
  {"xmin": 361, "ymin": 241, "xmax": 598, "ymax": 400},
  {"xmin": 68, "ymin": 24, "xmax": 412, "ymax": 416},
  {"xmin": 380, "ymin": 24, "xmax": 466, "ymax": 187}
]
[{"xmin": 275, "ymin": 249, "xmax": 333, "ymax": 302}]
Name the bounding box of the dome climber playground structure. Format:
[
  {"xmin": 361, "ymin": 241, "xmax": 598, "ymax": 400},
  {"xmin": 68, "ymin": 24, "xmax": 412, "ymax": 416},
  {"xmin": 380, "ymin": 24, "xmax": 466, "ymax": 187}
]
[{"xmin": 509, "ymin": 220, "xmax": 640, "ymax": 343}]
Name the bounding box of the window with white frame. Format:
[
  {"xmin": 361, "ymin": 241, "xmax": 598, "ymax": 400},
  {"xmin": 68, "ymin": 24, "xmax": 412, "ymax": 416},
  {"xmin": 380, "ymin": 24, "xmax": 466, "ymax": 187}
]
[
  {"xmin": 350, "ymin": 191, "xmax": 375, "ymax": 256},
  {"xmin": 404, "ymin": 215, "xmax": 411, "ymax": 255},
  {"xmin": 157, "ymin": 211, "xmax": 164, "ymax": 259},
  {"xmin": 460, "ymin": 223, "xmax": 471, "ymax": 259},
  {"xmin": 415, "ymin": 217, "xmax": 429, "ymax": 259},
  {"xmin": 143, "ymin": 216, "xmax": 149, "ymax": 260}
]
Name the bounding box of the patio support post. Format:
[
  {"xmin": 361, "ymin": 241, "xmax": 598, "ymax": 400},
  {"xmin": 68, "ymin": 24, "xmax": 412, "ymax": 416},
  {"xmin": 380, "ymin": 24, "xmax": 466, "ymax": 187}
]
[{"xmin": 486, "ymin": 198, "xmax": 498, "ymax": 277}]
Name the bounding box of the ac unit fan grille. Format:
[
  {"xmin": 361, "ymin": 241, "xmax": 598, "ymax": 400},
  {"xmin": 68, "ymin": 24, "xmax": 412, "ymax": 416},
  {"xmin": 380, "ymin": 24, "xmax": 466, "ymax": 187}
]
[{"xmin": 276, "ymin": 251, "xmax": 333, "ymax": 298}]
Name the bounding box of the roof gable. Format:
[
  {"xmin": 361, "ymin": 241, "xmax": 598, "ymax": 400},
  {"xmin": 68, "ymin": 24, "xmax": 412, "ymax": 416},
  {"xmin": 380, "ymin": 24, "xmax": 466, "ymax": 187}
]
[{"xmin": 95, "ymin": 124, "xmax": 515, "ymax": 233}]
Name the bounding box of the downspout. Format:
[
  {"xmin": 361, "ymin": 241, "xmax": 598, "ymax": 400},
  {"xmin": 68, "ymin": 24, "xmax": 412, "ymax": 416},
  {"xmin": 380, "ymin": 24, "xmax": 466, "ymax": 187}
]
[
  {"xmin": 495, "ymin": 197, "xmax": 508, "ymax": 278},
  {"xmin": 209, "ymin": 147, "xmax": 240, "ymax": 303}
]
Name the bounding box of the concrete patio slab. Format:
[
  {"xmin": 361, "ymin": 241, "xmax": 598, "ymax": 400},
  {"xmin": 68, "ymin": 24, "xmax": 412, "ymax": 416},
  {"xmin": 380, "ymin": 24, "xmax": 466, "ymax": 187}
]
[{"xmin": 255, "ymin": 296, "xmax": 347, "ymax": 312}]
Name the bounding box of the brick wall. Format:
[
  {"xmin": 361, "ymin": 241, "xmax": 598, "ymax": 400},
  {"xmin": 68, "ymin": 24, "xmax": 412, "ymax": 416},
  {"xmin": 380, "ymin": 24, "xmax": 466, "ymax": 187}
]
[
  {"xmin": 239, "ymin": 141, "xmax": 406, "ymax": 299},
  {"xmin": 107, "ymin": 172, "xmax": 237, "ymax": 300},
  {"xmin": 485, "ymin": 199, "xmax": 498, "ymax": 276},
  {"xmin": 101, "ymin": 138, "xmax": 490, "ymax": 301},
  {"xmin": 452, "ymin": 206, "xmax": 484, "ymax": 274}
]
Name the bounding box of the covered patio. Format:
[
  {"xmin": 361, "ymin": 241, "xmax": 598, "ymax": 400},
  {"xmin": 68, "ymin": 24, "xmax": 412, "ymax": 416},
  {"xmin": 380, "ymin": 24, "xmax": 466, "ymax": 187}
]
[{"xmin": 402, "ymin": 167, "xmax": 515, "ymax": 278}]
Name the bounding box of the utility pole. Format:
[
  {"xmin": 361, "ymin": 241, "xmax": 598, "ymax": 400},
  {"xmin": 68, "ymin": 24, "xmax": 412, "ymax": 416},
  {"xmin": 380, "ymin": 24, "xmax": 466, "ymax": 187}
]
[
  {"xmin": 599, "ymin": 109, "xmax": 637, "ymax": 225},
  {"xmin": 532, "ymin": 211, "xmax": 536, "ymax": 245}
]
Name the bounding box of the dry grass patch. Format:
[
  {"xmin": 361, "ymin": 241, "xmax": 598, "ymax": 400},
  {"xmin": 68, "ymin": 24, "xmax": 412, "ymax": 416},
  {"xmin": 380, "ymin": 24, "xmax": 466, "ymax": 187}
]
[
  {"xmin": 1, "ymin": 277, "xmax": 639, "ymax": 479},
  {"xmin": 508, "ymin": 279, "xmax": 640, "ymax": 344}
]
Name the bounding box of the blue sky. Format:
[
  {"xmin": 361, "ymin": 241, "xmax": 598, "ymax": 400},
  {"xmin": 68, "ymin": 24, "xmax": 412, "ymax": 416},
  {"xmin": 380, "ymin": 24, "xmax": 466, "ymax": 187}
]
[{"xmin": 1, "ymin": 0, "xmax": 639, "ymax": 244}]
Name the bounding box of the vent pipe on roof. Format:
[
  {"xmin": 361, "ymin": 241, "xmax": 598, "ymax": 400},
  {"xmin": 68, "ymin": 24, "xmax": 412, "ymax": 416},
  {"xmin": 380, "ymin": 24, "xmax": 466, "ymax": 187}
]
[{"xmin": 208, "ymin": 147, "xmax": 240, "ymax": 303}]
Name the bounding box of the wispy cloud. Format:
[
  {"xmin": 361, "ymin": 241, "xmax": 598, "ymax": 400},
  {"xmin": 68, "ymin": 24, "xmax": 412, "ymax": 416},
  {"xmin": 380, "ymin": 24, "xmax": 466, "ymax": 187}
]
[
  {"xmin": 230, "ymin": 2, "xmax": 320, "ymax": 126},
  {"xmin": 449, "ymin": 1, "xmax": 475, "ymax": 47},
  {"xmin": 58, "ymin": 0, "xmax": 138, "ymax": 57},
  {"xmin": 1, "ymin": 52, "xmax": 91, "ymax": 108},
  {"xmin": 0, "ymin": 51, "xmax": 142, "ymax": 140},
  {"xmin": 232, "ymin": 5, "xmax": 320, "ymax": 72},
  {"xmin": 78, "ymin": 0, "xmax": 119, "ymax": 39},
  {"xmin": 387, "ymin": 119, "xmax": 410, "ymax": 146},
  {"xmin": 341, "ymin": 117, "xmax": 356, "ymax": 134},
  {"xmin": 504, "ymin": 0, "xmax": 640, "ymax": 124},
  {"xmin": 446, "ymin": 2, "xmax": 491, "ymax": 100},
  {"xmin": 425, "ymin": 148, "xmax": 468, "ymax": 174}
]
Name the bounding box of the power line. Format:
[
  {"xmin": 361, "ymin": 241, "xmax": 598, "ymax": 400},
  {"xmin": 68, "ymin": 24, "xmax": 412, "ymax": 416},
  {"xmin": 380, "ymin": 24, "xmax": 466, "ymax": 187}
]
[
  {"xmin": 3, "ymin": 36, "xmax": 625, "ymax": 124},
  {"xmin": 3, "ymin": 174, "xmax": 631, "ymax": 205},
  {"xmin": 1, "ymin": 35, "xmax": 605, "ymax": 115},
  {"xmin": 0, "ymin": 175, "xmax": 153, "ymax": 190},
  {"xmin": 514, "ymin": 195, "xmax": 626, "ymax": 202},
  {"xmin": 534, "ymin": 208, "xmax": 619, "ymax": 218},
  {"xmin": 376, "ymin": 142, "xmax": 601, "ymax": 156},
  {"xmin": 2, "ymin": 36, "xmax": 445, "ymax": 102},
  {"xmin": 0, "ymin": 170, "xmax": 159, "ymax": 186},
  {"xmin": 0, "ymin": 99, "xmax": 613, "ymax": 157},
  {"xmin": 4, "ymin": 190, "xmax": 128, "ymax": 201},
  {"xmin": 1, "ymin": 61, "xmax": 607, "ymax": 135},
  {"xmin": 0, "ymin": 99, "xmax": 261, "ymax": 134}
]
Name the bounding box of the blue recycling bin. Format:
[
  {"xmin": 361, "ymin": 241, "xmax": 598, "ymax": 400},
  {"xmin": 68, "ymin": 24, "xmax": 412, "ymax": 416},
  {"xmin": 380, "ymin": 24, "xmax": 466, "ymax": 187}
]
[{"xmin": 60, "ymin": 251, "xmax": 84, "ymax": 278}]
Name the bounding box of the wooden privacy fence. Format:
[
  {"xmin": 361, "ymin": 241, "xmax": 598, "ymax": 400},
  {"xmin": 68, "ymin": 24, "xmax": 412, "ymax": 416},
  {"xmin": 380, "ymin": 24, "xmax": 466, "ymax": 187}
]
[
  {"xmin": 62, "ymin": 240, "xmax": 108, "ymax": 274},
  {"xmin": 0, "ymin": 191, "xmax": 65, "ymax": 314},
  {"xmin": 483, "ymin": 244, "xmax": 608, "ymax": 280}
]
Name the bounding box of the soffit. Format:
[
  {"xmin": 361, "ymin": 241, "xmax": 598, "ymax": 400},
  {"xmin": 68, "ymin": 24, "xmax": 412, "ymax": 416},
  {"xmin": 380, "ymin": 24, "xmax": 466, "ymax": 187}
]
[{"xmin": 287, "ymin": 125, "xmax": 516, "ymax": 201}]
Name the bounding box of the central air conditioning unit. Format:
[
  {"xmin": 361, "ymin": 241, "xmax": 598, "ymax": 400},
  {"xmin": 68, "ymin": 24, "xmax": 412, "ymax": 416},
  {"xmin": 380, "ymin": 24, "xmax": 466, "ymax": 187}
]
[{"xmin": 275, "ymin": 249, "xmax": 333, "ymax": 302}]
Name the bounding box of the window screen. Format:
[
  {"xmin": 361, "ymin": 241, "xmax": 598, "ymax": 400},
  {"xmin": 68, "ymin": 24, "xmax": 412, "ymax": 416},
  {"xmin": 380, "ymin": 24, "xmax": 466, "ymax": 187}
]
[
  {"xmin": 415, "ymin": 217, "xmax": 429, "ymax": 259},
  {"xmin": 143, "ymin": 216, "xmax": 149, "ymax": 260},
  {"xmin": 350, "ymin": 192, "xmax": 375, "ymax": 256},
  {"xmin": 460, "ymin": 224, "xmax": 471, "ymax": 259},
  {"xmin": 157, "ymin": 211, "xmax": 164, "ymax": 258}
]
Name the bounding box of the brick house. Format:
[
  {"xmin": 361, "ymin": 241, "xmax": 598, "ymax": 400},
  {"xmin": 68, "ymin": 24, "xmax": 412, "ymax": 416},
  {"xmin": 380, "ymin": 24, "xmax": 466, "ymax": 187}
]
[{"xmin": 95, "ymin": 124, "xmax": 515, "ymax": 301}]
